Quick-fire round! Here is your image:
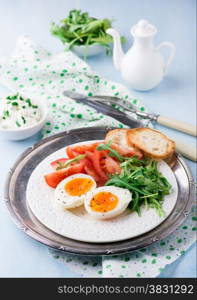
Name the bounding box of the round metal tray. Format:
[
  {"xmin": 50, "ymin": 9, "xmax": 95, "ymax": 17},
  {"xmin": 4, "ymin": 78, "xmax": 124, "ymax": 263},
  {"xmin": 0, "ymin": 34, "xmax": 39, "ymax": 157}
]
[{"xmin": 4, "ymin": 127, "xmax": 195, "ymax": 255}]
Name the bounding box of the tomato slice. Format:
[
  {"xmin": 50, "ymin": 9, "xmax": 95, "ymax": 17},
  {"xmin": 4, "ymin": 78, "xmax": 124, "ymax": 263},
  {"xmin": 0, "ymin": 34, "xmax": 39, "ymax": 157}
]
[
  {"xmin": 136, "ymin": 151, "xmax": 143, "ymax": 160},
  {"xmin": 47, "ymin": 143, "xmax": 123, "ymax": 188},
  {"xmin": 83, "ymin": 158, "xmax": 100, "ymax": 183},
  {"xmin": 66, "ymin": 142, "xmax": 100, "ymax": 157},
  {"xmin": 66, "ymin": 147, "xmax": 80, "ymax": 159},
  {"xmin": 73, "ymin": 142, "xmax": 100, "ymax": 153},
  {"xmin": 104, "ymin": 157, "xmax": 121, "ymax": 174},
  {"xmin": 86, "ymin": 150, "xmax": 108, "ymax": 182},
  {"xmin": 50, "ymin": 158, "xmax": 69, "ymax": 169},
  {"xmin": 44, "ymin": 161, "xmax": 85, "ymax": 188}
]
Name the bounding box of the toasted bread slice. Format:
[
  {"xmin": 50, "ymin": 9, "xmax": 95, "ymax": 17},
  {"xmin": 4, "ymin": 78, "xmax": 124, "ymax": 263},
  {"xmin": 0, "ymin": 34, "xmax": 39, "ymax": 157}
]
[
  {"xmin": 105, "ymin": 129, "xmax": 143, "ymax": 158},
  {"xmin": 127, "ymin": 128, "xmax": 175, "ymax": 159}
]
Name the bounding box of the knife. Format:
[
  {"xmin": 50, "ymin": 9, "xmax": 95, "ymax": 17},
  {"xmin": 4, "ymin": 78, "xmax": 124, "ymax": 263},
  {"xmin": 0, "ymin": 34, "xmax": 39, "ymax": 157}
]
[
  {"xmin": 93, "ymin": 95, "xmax": 197, "ymax": 137},
  {"xmin": 63, "ymin": 91, "xmax": 197, "ymax": 161},
  {"xmin": 63, "ymin": 91, "xmax": 142, "ymax": 129},
  {"xmin": 64, "ymin": 91, "xmax": 196, "ymax": 137}
]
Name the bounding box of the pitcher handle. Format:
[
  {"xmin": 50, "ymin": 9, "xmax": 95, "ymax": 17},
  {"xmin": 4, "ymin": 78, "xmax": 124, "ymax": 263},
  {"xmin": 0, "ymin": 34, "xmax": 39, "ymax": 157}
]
[{"xmin": 156, "ymin": 42, "xmax": 176, "ymax": 76}]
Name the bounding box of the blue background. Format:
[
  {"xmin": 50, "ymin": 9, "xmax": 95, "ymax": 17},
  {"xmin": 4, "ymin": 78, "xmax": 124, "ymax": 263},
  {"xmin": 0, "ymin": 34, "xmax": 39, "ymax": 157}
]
[{"xmin": 0, "ymin": 0, "xmax": 196, "ymax": 277}]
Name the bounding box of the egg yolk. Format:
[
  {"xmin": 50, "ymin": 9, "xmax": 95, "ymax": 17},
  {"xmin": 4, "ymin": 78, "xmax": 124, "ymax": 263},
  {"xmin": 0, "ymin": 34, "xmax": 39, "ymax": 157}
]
[
  {"xmin": 64, "ymin": 178, "xmax": 94, "ymax": 196},
  {"xmin": 90, "ymin": 192, "xmax": 118, "ymax": 212}
]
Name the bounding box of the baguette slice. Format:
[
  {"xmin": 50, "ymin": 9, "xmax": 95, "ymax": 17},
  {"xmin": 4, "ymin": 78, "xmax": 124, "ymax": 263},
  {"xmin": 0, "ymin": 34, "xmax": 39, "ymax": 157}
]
[
  {"xmin": 105, "ymin": 129, "xmax": 143, "ymax": 158},
  {"xmin": 127, "ymin": 128, "xmax": 175, "ymax": 159}
]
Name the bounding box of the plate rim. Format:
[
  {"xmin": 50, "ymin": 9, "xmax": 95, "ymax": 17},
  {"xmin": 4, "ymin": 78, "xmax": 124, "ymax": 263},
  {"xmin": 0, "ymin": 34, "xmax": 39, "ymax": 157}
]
[{"xmin": 4, "ymin": 127, "xmax": 195, "ymax": 255}]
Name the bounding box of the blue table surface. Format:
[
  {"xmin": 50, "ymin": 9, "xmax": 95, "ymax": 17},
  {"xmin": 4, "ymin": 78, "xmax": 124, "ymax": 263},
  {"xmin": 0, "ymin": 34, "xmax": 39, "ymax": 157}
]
[{"xmin": 0, "ymin": 0, "xmax": 196, "ymax": 278}]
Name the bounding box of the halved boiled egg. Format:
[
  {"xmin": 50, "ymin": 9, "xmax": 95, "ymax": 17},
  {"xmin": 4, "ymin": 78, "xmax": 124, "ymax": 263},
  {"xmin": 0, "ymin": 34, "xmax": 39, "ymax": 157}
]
[
  {"xmin": 55, "ymin": 174, "xmax": 96, "ymax": 209},
  {"xmin": 84, "ymin": 186, "xmax": 132, "ymax": 220}
]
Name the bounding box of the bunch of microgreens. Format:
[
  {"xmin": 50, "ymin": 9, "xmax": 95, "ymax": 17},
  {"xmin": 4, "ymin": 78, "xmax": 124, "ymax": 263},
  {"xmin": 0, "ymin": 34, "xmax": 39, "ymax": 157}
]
[{"xmin": 50, "ymin": 9, "xmax": 125, "ymax": 55}]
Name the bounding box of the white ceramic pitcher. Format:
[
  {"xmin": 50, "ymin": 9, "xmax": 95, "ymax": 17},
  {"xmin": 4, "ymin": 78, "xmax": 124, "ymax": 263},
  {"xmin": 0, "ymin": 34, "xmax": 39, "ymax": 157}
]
[{"xmin": 107, "ymin": 19, "xmax": 176, "ymax": 91}]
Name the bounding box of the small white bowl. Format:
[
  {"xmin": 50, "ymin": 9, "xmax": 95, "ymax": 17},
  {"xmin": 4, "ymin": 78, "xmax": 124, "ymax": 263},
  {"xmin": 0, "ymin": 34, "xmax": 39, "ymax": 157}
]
[
  {"xmin": 0, "ymin": 97, "xmax": 48, "ymax": 141},
  {"xmin": 72, "ymin": 44, "xmax": 104, "ymax": 57}
]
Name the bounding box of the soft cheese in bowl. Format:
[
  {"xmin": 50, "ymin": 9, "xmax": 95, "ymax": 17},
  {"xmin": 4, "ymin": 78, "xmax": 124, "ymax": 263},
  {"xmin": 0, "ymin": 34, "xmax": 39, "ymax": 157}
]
[{"xmin": 0, "ymin": 93, "xmax": 47, "ymax": 140}]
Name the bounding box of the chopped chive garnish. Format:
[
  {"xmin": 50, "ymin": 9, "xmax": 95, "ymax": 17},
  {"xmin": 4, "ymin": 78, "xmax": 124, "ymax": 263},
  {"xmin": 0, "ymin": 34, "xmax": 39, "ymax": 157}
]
[
  {"xmin": 12, "ymin": 102, "xmax": 18, "ymax": 106},
  {"xmin": 5, "ymin": 94, "xmax": 38, "ymax": 109},
  {"xmin": 26, "ymin": 99, "xmax": 31, "ymax": 106},
  {"xmin": 16, "ymin": 121, "xmax": 21, "ymax": 127},
  {"xmin": 21, "ymin": 116, "xmax": 26, "ymax": 124},
  {"xmin": 3, "ymin": 110, "xmax": 10, "ymax": 118},
  {"xmin": 22, "ymin": 106, "xmax": 26, "ymax": 109}
]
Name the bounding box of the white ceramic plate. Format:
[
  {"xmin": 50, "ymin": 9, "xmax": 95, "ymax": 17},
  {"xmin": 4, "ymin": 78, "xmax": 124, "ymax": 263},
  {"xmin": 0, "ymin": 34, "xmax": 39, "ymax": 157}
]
[{"xmin": 26, "ymin": 140, "xmax": 178, "ymax": 243}]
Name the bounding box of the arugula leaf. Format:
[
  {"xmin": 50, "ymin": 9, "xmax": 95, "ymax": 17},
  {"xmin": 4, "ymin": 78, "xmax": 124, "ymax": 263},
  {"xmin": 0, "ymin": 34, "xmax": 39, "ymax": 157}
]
[
  {"xmin": 97, "ymin": 142, "xmax": 125, "ymax": 162},
  {"xmin": 56, "ymin": 154, "xmax": 86, "ymax": 170}
]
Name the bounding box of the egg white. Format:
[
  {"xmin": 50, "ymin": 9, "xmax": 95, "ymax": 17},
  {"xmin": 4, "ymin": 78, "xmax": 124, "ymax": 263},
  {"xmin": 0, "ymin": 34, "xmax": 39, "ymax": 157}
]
[
  {"xmin": 55, "ymin": 173, "xmax": 96, "ymax": 209},
  {"xmin": 84, "ymin": 186, "xmax": 132, "ymax": 220}
]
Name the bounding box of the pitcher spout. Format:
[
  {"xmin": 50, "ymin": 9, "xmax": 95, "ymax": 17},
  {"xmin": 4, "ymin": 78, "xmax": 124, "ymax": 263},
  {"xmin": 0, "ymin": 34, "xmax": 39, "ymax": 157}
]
[{"xmin": 106, "ymin": 28, "xmax": 124, "ymax": 70}]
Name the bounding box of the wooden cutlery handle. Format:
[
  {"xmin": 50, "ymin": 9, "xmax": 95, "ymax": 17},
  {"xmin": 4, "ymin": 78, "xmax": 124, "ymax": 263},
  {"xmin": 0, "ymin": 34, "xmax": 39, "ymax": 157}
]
[
  {"xmin": 174, "ymin": 139, "xmax": 197, "ymax": 161},
  {"xmin": 157, "ymin": 115, "xmax": 197, "ymax": 136}
]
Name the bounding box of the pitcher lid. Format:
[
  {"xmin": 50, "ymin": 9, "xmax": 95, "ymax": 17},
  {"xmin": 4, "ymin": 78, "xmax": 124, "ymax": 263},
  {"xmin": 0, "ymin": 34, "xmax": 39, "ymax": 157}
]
[{"xmin": 131, "ymin": 19, "xmax": 157, "ymax": 37}]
